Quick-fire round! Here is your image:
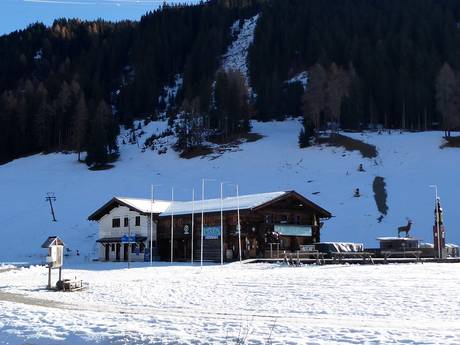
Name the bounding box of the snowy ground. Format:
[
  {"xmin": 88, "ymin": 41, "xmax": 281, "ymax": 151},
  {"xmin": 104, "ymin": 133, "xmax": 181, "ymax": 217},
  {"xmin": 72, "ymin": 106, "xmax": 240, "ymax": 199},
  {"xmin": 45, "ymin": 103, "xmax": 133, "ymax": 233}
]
[
  {"xmin": 0, "ymin": 119, "xmax": 459, "ymax": 263},
  {"xmin": 0, "ymin": 262, "xmax": 459, "ymax": 344}
]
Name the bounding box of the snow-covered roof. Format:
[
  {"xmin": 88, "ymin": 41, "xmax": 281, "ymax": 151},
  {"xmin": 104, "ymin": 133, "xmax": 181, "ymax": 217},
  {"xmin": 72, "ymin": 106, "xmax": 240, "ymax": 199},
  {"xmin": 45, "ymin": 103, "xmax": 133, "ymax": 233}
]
[
  {"xmin": 160, "ymin": 191, "xmax": 287, "ymax": 217},
  {"xmin": 116, "ymin": 197, "xmax": 171, "ymax": 214},
  {"xmin": 41, "ymin": 236, "xmax": 65, "ymax": 248},
  {"xmin": 377, "ymin": 237, "xmax": 420, "ymax": 241},
  {"xmin": 88, "ymin": 197, "xmax": 171, "ymax": 221},
  {"xmin": 88, "ymin": 190, "xmax": 332, "ymax": 221}
]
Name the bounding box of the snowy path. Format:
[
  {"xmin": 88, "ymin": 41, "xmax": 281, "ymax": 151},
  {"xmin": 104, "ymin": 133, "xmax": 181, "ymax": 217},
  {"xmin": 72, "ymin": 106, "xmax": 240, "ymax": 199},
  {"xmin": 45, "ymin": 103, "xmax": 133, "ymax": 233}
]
[{"xmin": 1, "ymin": 263, "xmax": 459, "ymax": 344}]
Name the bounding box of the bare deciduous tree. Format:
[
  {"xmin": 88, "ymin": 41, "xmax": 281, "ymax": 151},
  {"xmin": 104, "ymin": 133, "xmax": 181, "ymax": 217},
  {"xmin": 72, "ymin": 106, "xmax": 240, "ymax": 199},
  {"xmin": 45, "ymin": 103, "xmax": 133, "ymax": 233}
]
[
  {"xmin": 302, "ymin": 63, "xmax": 351, "ymax": 133},
  {"xmin": 302, "ymin": 63, "xmax": 327, "ymax": 131},
  {"xmin": 436, "ymin": 63, "xmax": 460, "ymax": 137}
]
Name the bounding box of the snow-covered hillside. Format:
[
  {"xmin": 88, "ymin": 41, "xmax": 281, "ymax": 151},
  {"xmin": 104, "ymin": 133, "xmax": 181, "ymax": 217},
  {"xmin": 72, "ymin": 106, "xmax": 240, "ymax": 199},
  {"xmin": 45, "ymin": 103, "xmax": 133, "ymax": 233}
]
[
  {"xmin": 0, "ymin": 119, "xmax": 459, "ymax": 262},
  {"xmin": 221, "ymin": 14, "xmax": 259, "ymax": 93}
]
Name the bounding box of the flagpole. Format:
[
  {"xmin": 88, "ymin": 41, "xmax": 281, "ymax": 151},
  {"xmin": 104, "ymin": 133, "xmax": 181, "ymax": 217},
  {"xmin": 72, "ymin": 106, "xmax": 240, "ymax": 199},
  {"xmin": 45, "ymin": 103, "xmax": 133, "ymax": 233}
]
[
  {"xmin": 220, "ymin": 182, "xmax": 224, "ymax": 266},
  {"xmin": 150, "ymin": 184, "xmax": 154, "ymax": 266},
  {"xmin": 200, "ymin": 178, "xmax": 215, "ymax": 268},
  {"xmin": 236, "ymin": 184, "xmax": 242, "ymax": 263},
  {"xmin": 224, "ymin": 182, "xmax": 242, "ymax": 263},
  {"xmin": 170, "ymin": 187, "xmax": 174, "ymax": 263},
  {"xmin": 191, "ymin": 188, "xmax": 195, "ymax": 264},
  {"xmin": 201, "ymin": 179, "xmax": 204, "ymax": 268}
]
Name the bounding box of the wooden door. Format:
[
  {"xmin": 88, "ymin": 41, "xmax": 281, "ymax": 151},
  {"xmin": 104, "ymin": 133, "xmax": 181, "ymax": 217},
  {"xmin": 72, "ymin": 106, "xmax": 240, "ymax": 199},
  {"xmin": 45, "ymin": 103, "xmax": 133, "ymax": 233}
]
[
  {"xmin": 123, "ymin": 244, "xmax": 129, "ymax": 261},
  {"xmin": 116, "ymin": 243, "xmax": 120, "ymax": 261},
  {"xmin": 105, "ymin": 244, "xmax": 110, "ymax": 261}
]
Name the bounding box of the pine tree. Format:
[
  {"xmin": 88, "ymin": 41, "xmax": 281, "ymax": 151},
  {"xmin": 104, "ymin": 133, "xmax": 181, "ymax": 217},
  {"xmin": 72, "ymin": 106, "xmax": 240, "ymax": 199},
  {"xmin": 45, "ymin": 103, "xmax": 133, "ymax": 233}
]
[
  {"xmin": 299, "ymin": 117, "xmax": 315, "ymax": 148},
  {"xmin": 72, "ymin": 94, "xmax": 89, "ymax": 161},
  {"xmin": 86, "ymin": 100, "xmax": 110, "ymax": 167},
  {"xmin": 214, "ymin": 69, "xmax": 250, "ymax": 137}
]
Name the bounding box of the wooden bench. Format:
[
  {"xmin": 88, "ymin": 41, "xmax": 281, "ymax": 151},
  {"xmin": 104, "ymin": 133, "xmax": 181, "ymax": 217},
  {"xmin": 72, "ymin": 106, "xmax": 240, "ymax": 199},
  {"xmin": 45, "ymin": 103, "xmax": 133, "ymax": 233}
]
[
  {"xmin": 331, "ymin": 251, "xmax": 375, "ymax": 264},
  {"xmin": 381, "ymin": 250, "xmax": 422, "ymax": 263}
]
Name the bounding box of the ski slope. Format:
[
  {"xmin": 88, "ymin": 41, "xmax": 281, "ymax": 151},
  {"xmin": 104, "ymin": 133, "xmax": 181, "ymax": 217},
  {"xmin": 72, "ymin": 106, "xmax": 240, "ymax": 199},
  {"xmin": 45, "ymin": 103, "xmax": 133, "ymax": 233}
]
[
  {"xmin": 222, "ymin": 14, "xmax": 259, "ymax": 90},
  {"xmin": 0, "ymin": 118, "xmax": 459, "ymax": 262}
]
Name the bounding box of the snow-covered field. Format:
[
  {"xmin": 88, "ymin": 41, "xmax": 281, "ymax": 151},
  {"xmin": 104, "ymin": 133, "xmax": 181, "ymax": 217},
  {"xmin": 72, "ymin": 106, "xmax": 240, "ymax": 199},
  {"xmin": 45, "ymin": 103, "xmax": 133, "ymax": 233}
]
[
  {"xmin": 1, "ymin": 262, "xmax": 459, "ymax": 344},
  {"xmin": 0, "ymin": 119, "xmax": 459, "ymax": 263}
]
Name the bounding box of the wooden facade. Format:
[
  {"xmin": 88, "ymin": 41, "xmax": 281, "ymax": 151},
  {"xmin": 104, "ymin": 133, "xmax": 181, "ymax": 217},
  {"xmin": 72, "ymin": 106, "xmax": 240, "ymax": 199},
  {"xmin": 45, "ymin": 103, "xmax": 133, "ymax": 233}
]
[{"xmin": 157, "ymin": 191, "xmax": 331, "ymax": 262}]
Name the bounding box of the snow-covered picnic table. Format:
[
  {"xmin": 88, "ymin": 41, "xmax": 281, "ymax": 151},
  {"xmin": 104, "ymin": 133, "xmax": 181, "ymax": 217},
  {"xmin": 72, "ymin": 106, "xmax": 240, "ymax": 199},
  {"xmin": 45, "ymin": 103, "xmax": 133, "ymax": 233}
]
[
  {"xmin": 331, "ymin": 251, "xmax": 375, "ymax": 264},
  {"xmin": 381, "ymin": 250, "xmax": 422, "ymax": 263},
  {"xmin": 284, "ymin": 250, "xmax": 326, "ymax": 265}
]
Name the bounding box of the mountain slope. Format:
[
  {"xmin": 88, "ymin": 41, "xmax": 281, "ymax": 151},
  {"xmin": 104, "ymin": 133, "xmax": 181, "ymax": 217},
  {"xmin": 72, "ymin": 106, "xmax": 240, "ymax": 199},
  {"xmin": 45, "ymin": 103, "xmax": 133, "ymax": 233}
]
[{"xmin": 0, "ymin": 119, "xmax": 458, "ymax": 262}]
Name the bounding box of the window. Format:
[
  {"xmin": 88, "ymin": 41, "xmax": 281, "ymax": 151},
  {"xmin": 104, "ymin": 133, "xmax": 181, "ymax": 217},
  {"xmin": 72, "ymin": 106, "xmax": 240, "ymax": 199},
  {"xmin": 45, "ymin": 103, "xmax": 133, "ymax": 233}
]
[
  {"xmin": 140, "ymin": 243, "xmax": 145, "ymax": 252},
  {"xmin": 131, "ymin": 243, "xmax": 137, "ymax": 253},
  {"xmin": 111, "ymin": 244, "xmax": 115, "ymax": 251},
  {"xmin": 135, "ymin": 216, "xmax": 141, "ymax": 226},
  {"xmin": 265, "ymin": 214, "xmax": 273, "ymax": 224},
  {"xmin": 112, "ymin": 218, "xmax": 120, "ymax": 228},
  {"xmin": 124, "ymin": 217, "xmax": 129, "ymax": 227}
]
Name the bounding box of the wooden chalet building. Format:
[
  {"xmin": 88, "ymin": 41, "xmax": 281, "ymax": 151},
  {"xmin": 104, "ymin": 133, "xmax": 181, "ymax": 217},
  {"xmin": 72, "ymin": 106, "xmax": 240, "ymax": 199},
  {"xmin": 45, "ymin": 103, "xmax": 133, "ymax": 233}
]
[
  {"xmin": 88, "ymin": 197, "xmax": 170, "ymax": 262},
  {"xmin": 88, "ymin": 190, "xmax": 331, "ymax": 262}
]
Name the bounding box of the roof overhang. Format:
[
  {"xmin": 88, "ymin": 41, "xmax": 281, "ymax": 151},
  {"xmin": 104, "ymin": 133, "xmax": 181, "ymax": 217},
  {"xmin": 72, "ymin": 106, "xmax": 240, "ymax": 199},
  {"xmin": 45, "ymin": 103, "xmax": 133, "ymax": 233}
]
[
  {"xmin": 89, "ymin": 191, "xmax": 332, "ymax": 221},
  {"xmin": 252, "ymin": 191, "xmax": 332, "ymax": 218},
  {"xmin": 41, "ymin": 236, "xmax": 65, "ymax": 248},
  {"xmin": 88, "ymin": 197, "xmax": 156, "ymax": 221}
]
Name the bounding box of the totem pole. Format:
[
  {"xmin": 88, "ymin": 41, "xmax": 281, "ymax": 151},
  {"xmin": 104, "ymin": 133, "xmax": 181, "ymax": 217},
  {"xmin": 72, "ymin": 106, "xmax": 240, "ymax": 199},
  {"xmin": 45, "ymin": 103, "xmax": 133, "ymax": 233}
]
[{"xmin": 433, "ymin": 197, "xmax": 446, "ymax": 259}]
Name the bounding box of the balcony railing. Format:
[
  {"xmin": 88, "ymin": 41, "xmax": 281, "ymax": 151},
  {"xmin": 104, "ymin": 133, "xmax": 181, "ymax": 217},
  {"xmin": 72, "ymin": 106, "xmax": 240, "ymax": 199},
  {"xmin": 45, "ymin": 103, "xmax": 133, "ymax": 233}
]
[{"xmin": 100, "ymin": 227, "xmax": 148, "ymax": 238}]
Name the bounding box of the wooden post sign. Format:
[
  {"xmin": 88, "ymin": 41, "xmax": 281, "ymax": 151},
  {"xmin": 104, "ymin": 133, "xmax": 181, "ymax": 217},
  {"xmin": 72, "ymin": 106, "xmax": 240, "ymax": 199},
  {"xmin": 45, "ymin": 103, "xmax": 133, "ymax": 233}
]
[{"xmin": 41, "ymin": 236, "xmax": 65, "ymax": 289}]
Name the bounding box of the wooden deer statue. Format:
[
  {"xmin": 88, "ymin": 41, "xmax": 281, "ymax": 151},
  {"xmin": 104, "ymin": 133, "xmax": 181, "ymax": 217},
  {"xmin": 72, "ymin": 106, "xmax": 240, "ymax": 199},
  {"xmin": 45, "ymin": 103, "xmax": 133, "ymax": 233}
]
[{"xmin": 398, "ymin": 219, "xmax": 412, "ymax": 238}]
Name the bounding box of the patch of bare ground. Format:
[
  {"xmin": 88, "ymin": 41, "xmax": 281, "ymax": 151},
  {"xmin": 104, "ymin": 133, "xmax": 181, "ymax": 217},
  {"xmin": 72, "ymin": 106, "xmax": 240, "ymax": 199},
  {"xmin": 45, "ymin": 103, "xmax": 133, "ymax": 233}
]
[
  {"xmin": 208, "ymin": 132, "xmax": 264, "ymax": 145},
  {"xmin": 179, "ymin": 146, "xmax": 214, "ymax": 159},
  {"xmin": 89, "ymin": 164, "xmax": 115, "ymax": 171},
  {"xmin": 181, "ymin": 132, "xmax": 264, "ymax": 160},
  {"xmin": 441, "ymin": 136, "xmax": 460, "ymax": 148},
  {"xmin": 318, "ymin": 134, "xmax": 378, "ymax": 159},
  {"xmin": 373, "ymin": 176, "xmax": 388, "ymax": 222}
]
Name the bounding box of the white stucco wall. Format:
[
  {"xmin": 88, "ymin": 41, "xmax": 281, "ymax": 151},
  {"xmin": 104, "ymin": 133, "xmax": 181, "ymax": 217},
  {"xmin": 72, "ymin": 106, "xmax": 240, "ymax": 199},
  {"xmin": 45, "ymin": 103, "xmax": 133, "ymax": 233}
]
[{"xmin": 97, "ymin": 206, "xmax": 158, "ymax": 261}]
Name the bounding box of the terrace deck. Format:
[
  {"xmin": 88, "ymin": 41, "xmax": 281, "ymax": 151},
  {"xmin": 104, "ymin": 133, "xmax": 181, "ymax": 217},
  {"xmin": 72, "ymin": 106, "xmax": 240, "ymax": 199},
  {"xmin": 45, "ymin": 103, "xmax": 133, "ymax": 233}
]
[{"xmin": 243, "ymin": 257, "xmax": 460, "ymax": 265}]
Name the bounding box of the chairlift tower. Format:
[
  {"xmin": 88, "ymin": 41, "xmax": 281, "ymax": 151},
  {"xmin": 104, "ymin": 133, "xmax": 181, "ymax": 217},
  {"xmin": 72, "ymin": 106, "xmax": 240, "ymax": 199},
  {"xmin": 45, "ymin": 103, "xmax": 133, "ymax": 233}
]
[{"xmin": 45, "ymin": 192, "xmax": 57, "ymax": 222}]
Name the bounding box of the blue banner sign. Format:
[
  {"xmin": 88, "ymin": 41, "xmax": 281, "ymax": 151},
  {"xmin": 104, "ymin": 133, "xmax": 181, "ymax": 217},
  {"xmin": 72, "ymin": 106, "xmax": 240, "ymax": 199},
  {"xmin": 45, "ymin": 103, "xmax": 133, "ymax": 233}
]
[
  {"xmin": 121, "ymin": 235, "xmax": 136, "ymax": 244},
  {"xmin": 274, "ymin": 225, "xmax": 312, "ymax": 237},
  {"xmin": 204, "ymin": 226, "xmax": 221, "ymax": 239}
]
